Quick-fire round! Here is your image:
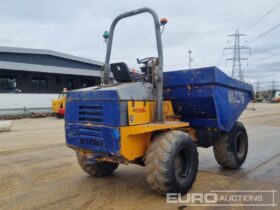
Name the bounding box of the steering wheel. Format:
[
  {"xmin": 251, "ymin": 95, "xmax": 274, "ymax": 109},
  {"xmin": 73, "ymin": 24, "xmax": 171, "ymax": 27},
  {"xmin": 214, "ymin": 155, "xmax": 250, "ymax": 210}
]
[{"xmin": 136, "ymin": 57, "xmax": 157, "ymax": 65}]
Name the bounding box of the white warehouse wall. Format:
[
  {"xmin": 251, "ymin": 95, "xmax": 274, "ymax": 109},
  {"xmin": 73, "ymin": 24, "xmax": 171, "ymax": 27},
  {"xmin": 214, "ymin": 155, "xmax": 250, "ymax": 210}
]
[{"xmin": 0, "ymin": 93, "xmax": 59, "ymax": 116}]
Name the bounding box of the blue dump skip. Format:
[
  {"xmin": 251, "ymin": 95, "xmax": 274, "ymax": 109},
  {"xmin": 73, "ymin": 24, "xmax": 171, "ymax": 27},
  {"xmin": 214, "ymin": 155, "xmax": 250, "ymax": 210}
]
[{"xmin": 163, "ymin": 67, "xmax": 254, "ymax": 132}]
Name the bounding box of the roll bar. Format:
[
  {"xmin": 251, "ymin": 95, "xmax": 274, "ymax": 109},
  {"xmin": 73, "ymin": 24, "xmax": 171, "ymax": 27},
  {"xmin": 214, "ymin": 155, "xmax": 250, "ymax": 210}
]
[{"xmin": 102, "ymin": 7, "xmax": 164, "ymax": 122}]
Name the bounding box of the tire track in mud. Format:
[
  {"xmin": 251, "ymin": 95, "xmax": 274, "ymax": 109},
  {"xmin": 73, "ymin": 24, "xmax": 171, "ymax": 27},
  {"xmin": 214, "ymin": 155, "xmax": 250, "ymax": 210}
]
[
  {"xmin": 241, "ymin": 112, "xmax": 280, "ymax": 120},
  {"xmin": 0, "ymin": 160, "xmax": 79, "ymax": 209},
  {"xmin": 0, "ymin": 143, "xmax": 65, "ymax": 156},
  {"xmin": 0, "ymin": 144, "xmax": 77, "ymax": 209}
]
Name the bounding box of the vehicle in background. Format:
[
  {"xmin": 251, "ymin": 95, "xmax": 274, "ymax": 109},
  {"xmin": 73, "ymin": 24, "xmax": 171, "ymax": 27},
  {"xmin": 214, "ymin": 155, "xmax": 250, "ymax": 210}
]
[
  {"xmin": 52, "ymin": 89, "xmax": 67, "ymax": 118},
  {"xmin": 271, "ymin": 90, "xmax": 280, "ymax": 103}
]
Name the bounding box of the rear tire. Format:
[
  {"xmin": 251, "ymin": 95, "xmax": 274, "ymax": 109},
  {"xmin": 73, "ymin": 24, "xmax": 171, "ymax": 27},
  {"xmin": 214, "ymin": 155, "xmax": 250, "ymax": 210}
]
[
  {"xmin": 144, "ymin": 130, "xmax": 198, "ymax": 195},
  {"xmin": 213, "ymin": 122, "xmax": 248, "ymax": 169},
  {"xmin": 76, "ymin": 152, "xmax": 118, "ymax": 176}
]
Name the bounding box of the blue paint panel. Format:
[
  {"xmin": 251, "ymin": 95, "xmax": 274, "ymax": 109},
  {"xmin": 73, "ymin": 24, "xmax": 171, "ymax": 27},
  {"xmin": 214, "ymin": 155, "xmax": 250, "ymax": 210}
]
[
  {"xmin": 186, "ymin": 119, "xmax": 218, "ymax": 128},
  {"xmin": 163, "ymin": 66, "xmax": 253, "ymax": 92},
  {"xmin": 65, "ymin": 123, "xmax": 120, "ymax": 154},
  {"xmin": 67, "ymin": 90, "xmax": 119, "ymax": 101},
  {"xmin": 165, "ymin": 86, "xmax": 216, "ymax": 119},
  {"xmin": 65, "ymin": 99, "xmax": 123, "ymax": 126},
  {"xmin": 163, "ymin": 67, "xmax": 254, "ymax": 132},
  {"xmin": 213, "ymin": 86, "xmax": 252, "ymax": 131}
]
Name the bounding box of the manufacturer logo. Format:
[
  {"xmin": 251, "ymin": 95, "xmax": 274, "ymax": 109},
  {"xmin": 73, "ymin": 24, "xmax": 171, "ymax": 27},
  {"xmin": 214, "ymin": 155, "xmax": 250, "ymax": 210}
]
[
  {"xmin": 166, "ymin": 190, "xmax": 278, "ymax": 207},
  {"xmin": 132, "ymin": 108, "xmax": 147, "ymax": 113},
  {"xmin": 80, "ymin": 139, "xmax": 103, "ymax": 147}
]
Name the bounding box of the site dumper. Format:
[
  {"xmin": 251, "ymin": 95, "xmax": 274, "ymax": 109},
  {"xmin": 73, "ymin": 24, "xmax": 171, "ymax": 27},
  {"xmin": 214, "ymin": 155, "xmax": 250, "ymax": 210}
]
[{"xmin": 65, "ymin": 8, "xmax": 254, "ymax": 195}]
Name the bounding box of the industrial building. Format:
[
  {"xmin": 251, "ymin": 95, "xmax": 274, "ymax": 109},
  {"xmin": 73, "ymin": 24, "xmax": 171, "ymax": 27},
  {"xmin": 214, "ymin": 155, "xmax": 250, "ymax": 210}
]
[{"xmin": 0, "ymin": 46, "xmax": 103, "ymax": 116}]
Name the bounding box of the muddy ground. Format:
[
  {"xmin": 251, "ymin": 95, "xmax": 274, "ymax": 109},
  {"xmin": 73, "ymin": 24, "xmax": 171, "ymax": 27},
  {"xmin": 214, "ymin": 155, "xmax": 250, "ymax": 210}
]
[{"xmin": 0, "ymin": 103, "xmax": 279, "ymax": 210}]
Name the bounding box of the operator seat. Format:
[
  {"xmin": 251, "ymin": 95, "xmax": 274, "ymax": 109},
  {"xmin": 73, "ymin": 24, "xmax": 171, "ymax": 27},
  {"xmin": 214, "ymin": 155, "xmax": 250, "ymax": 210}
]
[{"xmin": 110, "ymin": 62, "xmax": 133, "ymax": 83}]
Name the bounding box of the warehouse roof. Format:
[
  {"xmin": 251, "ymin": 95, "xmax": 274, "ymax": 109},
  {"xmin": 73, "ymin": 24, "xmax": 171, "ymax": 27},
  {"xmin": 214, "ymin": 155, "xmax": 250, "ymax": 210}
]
[{"xmin": 0, "ymin": 46, "xmax": 104, "ymax": 76}]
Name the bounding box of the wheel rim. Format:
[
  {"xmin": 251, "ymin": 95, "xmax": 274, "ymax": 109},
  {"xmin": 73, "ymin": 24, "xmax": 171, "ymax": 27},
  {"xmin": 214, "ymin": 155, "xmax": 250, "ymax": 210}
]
[
  {"xmin": 235, "ymin": 132, "xmax": 246, "ymax": 159},
  {"xmin": 174, "ymin": 146, "xmax": 191, "ymax": 181}
]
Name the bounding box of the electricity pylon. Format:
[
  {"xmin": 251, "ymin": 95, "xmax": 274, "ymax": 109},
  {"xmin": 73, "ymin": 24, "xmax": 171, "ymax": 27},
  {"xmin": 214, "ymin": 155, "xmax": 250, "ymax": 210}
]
[{"xmin": 224, "ymin": 29, "xmax": 251, "ymax": 81}]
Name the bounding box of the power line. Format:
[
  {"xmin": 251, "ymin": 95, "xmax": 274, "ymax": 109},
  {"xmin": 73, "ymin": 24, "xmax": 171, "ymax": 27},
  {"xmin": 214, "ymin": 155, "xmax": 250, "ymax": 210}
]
[
  {"xmin": 271, "ymin": 80, "xmax": 279, "ymax": 90},
  {"xmin": 250, "ymin": 51, "xmax": 280, "ymax": 64},
  {"xmin": 216, "ymin": 40, "xmax": 234, "ymax": 67},
  {"xmin": 251, "ymin": 80, "xmax": 279, "ymax": 91},
  {"xmin": 252, "ymin": 80, "xmax": 279, "ymax": 84},
  {"xmin": 256, "ymin": 80, "xmax": 261, "ymax": 91},
  {"xmin": 224, "ymin": 30, "xmax": 251, "ymax": 81},
  {"xmin": 216, "ymin": 54, "xmax": 224, "ymax": 67},
  {"xmin": 244, "ymin": 0, "xmax": 280, "ymax": 32},
  {"xmin": 248, "ymin": 22, "xmax": 280, "ymax": 44},
  {"xmin": 253, "ymin": 44, "xmax": 280, "ymax": 56},
  {"xmin": 241, "ymin": 0, "xmax": 278, "ymax": 30},
  {"xmin": 266, "ymin": 80, "xmax": 279, "ymax": 90},
  {"xmin": 272, "ymin": 80, "xmax": 276, "ymax": 90},
  {"xmin": 242, "ymin": 68, "xmax": 280, "ymax": 78}
]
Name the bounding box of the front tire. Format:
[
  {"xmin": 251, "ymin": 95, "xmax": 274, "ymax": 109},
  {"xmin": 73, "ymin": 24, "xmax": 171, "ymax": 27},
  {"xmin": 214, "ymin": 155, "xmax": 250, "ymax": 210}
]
[
  {"xmin": 213, "ymin": 122, "xmax": 248, "ymax": 169},
  {"xmin": 76, "ymin": 152, "xmax": 118, "ymax": 176},
  {"xmin": 144, "ymin": 130, "xmax": 198, "ymax": 195}
]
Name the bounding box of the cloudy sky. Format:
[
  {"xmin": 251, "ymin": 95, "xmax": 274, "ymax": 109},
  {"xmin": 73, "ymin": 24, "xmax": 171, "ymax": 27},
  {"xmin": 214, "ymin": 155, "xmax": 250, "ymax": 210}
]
[{"xmin": 0, "ymin": 0, "xmax": 279, "ymax": 90}]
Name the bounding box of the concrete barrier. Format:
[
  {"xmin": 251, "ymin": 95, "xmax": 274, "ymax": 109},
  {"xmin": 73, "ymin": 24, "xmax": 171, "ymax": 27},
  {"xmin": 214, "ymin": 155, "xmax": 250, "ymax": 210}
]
[{"xmin": 0, "ymin": 121, "xmax": 12, "ymax": 132}]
